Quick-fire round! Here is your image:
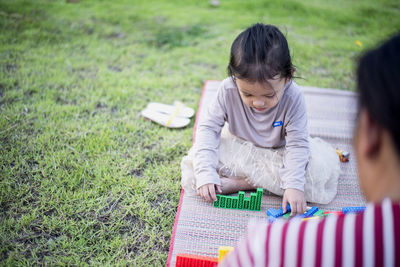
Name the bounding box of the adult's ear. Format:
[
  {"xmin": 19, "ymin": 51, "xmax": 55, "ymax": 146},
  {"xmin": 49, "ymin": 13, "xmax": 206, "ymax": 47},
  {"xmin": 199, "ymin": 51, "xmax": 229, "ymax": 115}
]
[{"xmin": 359, "ymin": 109, "xmax": 382, "ymax": 160}]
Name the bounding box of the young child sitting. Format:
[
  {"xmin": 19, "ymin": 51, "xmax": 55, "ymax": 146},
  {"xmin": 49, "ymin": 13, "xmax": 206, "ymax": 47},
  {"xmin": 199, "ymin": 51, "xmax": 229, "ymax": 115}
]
[{"xmin": 181, "ymin": 23, "xmax": 340, "ymax": 215}]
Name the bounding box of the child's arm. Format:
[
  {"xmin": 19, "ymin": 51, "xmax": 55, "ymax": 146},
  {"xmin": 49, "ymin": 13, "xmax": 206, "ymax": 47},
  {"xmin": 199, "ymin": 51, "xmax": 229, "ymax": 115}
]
[
  {"xmin": 193, "ymin": 82, "xmax": 227, "ymax": 201},
  {"xmin": 280, "ymin": 91, "xmax": 309, "ymax": 215}
]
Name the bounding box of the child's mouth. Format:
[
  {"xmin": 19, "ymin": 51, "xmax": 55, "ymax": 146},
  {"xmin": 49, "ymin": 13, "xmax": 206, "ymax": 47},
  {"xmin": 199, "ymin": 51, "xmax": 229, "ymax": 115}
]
[{"xmin": 255, "ymin": 107, "xmax": 267, "ymax": 111}]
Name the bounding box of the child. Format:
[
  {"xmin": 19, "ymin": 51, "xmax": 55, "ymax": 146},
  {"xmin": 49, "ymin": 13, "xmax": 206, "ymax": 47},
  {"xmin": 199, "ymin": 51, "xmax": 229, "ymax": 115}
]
[{"xmin": 181, "ymin": 23, "xmax": 340, "ymax": 215}]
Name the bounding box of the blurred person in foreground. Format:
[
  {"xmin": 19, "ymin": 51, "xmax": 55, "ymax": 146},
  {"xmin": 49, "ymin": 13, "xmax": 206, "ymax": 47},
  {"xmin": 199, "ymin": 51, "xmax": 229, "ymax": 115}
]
[{"xmin": 220, "ymin": 33, "xmax": 400, "ymax": 267}]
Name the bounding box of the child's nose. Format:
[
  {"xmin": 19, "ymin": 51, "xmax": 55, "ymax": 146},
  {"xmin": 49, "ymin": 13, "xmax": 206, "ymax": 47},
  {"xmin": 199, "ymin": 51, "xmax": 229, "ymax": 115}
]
[{"xmin": 253, "ymin": 99, "xmax": 265, "ymax": 107}]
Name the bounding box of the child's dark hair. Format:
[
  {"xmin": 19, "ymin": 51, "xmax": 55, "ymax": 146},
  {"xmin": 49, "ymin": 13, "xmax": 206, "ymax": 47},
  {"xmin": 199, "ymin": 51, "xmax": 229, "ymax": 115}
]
[
  {"xmin": 357, "ymin": 33, "xmax": 400, "ymax": 154},
  {"xmin": 228, "ymin": 23, "xmax": 294, "ymax": 83}
]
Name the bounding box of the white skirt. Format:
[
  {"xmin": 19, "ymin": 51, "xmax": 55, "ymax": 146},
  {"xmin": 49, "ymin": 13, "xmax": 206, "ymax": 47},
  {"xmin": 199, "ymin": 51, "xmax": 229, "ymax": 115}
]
[{"xmin": 181, "ymin": 126, "xmax": 341, "ymax": 204}]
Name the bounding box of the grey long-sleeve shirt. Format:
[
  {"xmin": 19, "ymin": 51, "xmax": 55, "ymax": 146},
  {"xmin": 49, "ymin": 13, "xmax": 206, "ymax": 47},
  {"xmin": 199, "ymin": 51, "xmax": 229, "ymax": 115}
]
[{"xmin": 193, "ymin": 77, "xmax": 310, "ymax": 191}]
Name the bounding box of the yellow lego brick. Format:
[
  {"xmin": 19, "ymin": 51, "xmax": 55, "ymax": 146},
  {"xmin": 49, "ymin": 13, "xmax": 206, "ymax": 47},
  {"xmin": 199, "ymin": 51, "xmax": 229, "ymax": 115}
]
[{"xmin": 218, "ymin": 246, "xmax": 234, "ymax": 262}]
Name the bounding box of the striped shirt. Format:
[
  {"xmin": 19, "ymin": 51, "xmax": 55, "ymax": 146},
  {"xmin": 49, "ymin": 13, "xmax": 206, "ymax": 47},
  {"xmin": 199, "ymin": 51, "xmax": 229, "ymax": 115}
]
[{"xmin": 220, "ymin": 198, "xmax": 400, "ymax": 267}]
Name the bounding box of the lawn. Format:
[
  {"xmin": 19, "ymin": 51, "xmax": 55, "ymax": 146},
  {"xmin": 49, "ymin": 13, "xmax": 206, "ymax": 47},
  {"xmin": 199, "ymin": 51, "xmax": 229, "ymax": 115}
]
[{"xmin": 0, "ymin": 0, "xmax": 399, "ymax": 265}]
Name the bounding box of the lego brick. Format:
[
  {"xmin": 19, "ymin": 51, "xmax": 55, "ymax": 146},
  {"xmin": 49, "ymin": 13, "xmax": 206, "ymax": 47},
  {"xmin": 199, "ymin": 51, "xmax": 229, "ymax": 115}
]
[
  {"xmin": 324, "ymin": 210, "xmax": 343, "ymax": 216},
  {"xmin": 176, "ymin": 253, "xmax": 218, "ymax": 267},
  {"xmin": 225, "ymin": 196, "xmax": 231, "ymax": 208},
  {"xmin": 226, "ymin": 197, "xmax": 232, "ymax": 209},
  {"xmin": 313, "ymin": 209, "xmax": 324, "ymax": 217},
  {"xmin": 231, "ymin": 197, "xmax": 236, "ymax": 208},
  {"xmin": 220, "ymin": 196, "xmax": 226, "ymax": 208},
  {"xmin": 232, "ymin": 198, "xmax": 238, "ymax": 209},
  {"xmin": 267, "ymin": 204, "xmax": 291, "ymax": 218},
  {"xmin": 342, "ymin": 206, "xmax": 366, "ymax": 214},
  {"xmin": 300, "ymin": 207, "xmax": 319, "ymax": 218},
  {"xmin": 302, "ymin": 216, "xmax": 321, "ymax": 221},
  {"xmin": 238, "ymin": 191, "xmax": 244, "ymax": 209},
  {"xmin": 256, "ymin": 188, "xmax": 263, "ymax": 211},
  {"xmin": 213, "ymin": 195, "xmax": 220, "ymax": 207},
  {"xmin": 250, "ymin": 193, "xmax": 257, "ymax": 210},
  {"xmin": 277, "ymin": 207, "xmax": 323, "ymax": 220},
  {"xmin": 218, "ymin": 246, "xmax": 234, "ymax": 262},
  {"xmin": 244, "ymin": 199, "xmax": 250, "ymax": 209},
  {"xmin": 267, "ymin": 208, "xmax": 282, "ymax": 217},
  {"xmin": 213, "ymin": 189, "xmax": 263, "ymax": 211}
]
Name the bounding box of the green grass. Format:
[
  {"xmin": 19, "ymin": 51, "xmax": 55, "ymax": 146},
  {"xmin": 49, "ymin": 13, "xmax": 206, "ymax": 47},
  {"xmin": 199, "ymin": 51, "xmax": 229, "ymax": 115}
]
[{"xmin": 0, "ymin": 0, "xmax": 399, "ymax": 265}]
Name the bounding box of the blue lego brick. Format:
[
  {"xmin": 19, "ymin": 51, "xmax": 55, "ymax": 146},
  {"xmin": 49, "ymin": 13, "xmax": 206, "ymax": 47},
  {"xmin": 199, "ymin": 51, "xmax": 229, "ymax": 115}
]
[
  {"xmin": 342, "ymin": 206, "xmax": 366, "ymax": 214},
  {"xmin": 299, "ymin": 207, "xmax": 319, "ymax": 218},
  {"xmin": 266, "ymin": 208, "xmax": 281, "ymax": 217},
  {"xmin": 267, "ymin": 204, "xmax": 291, "ymax": 218}
]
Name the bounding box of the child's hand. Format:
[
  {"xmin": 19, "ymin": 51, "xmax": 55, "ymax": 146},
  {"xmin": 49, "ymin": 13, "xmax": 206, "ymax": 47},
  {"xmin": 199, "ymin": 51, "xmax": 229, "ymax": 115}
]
[
  {"xmin": 282, "ymin": 188, "xmax": 306, "ymax": 216},
  {"xmin": 197, "ymin": 183, "xmax": 222, "ymax": 202}
]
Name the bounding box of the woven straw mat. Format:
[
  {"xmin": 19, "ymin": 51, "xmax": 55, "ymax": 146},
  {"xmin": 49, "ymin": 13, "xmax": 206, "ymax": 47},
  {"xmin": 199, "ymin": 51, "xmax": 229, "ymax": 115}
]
[{"xmin": 167, "ymin": 80, "xmax": 365, "ymax": 266}]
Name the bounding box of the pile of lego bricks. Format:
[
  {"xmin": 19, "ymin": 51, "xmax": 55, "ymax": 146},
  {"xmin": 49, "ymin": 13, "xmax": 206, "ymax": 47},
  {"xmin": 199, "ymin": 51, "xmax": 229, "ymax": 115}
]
[
  {"xmin": 213, "ymin": 188, "xmax": 263, "ymax": 211},
  {"xmin": 167, "ymin": 81, "xmax": 366, "ymax": 267},
  {"xmin": 266, "ymin": 204, "xmax": 366, "ymax": 222},
  {"xmin": 175, "ymin": 246, "xmax": 234, "ymax": 267}
]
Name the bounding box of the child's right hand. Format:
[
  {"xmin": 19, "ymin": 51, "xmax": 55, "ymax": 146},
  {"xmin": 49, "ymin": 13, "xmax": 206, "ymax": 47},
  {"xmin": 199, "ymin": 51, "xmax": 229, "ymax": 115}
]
[{"xmin": 197, "ymin": 183, "xmax": 222, "ymax": 202}]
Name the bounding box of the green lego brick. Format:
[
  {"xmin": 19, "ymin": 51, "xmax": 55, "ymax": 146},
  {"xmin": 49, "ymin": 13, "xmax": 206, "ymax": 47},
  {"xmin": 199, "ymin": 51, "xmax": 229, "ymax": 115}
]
[
  {"xmin": 244, "ymin": 199, "xmax": 250, "ymax": 209},
  {"xmin": 238, "ymin": 191, "xmax": 244, "ymax": 209},
  {"xmin": 220, "ymin": 196, "xmax": 226, "ymax": 208},
  {"xmin": 313, "ymin": 209, "xmax": 324, "ymax": 217},
  {"xmin": 250, "ymin": 193, "xmax": 257, "ymax": 210},
  {"xmin": 256, "ymin": 188, "xmax": 263, "ymax": 211},
  {"xmin": 281, "ymin": 208, "xmax": 324, "ymax": 219},
  {"xmin": 226, "ymin": 197, "xmax": 232, "ymax": 208},
  {"xmin": 214, "ymin": 195, "xmax": 220, "ymax": 207},
  {"xmin": 213, "ymin": 189, "xmax": 263, "ymax": 211},
  {"xmin": 232, "ymin": 198, "xmax": 238, "ymax": 209}
]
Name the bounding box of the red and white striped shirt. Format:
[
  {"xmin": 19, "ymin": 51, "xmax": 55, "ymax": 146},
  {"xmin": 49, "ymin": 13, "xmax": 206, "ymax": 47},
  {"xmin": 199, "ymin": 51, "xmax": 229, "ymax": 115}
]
[{"xmin": 220, "ymin": 198, "xmax": 400, "ymax": 267}]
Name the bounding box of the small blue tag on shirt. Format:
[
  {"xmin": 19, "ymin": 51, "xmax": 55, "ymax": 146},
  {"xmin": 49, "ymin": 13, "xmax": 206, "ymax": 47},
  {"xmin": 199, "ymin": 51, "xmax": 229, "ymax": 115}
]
[{"xmin": 273, "ymin": 121, "xmax": 283, "ymax": 127}]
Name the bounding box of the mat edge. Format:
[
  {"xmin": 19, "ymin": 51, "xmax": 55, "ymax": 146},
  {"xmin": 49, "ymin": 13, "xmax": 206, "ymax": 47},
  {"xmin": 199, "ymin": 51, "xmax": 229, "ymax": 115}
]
[{"xmin": 166, "ymin": 80, "xmax": 217, "ymax": 266}]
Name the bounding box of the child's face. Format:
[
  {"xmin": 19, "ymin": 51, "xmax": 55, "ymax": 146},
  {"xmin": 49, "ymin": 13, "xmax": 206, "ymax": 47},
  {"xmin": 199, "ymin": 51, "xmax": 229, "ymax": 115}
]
[{"xmin": 235, "ymin": 77, "xmax": 288, "ymax": 112}]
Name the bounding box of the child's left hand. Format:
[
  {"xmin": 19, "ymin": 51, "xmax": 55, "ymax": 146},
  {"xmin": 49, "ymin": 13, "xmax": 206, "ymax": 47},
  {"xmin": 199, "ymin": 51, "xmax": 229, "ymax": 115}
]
[{"xmin": 282, "ymin": 188, "xmax": 306, "ymax": 216}]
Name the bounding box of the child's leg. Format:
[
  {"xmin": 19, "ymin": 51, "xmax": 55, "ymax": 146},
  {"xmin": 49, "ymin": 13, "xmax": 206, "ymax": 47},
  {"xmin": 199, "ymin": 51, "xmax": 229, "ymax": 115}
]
[{"xmin": 220, "ymin": 176, "xmax": 256, "ymax": 194}]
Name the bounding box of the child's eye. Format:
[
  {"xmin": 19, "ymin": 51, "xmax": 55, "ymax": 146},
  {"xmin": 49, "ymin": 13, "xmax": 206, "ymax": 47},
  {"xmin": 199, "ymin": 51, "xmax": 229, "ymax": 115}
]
[
  {"xmin": 265, "ymin": 95, "xmax": 275, "ymax": 99},
  {"xmin": 243, "ymin": 93, "xmax": 252, "ymax": 97}
]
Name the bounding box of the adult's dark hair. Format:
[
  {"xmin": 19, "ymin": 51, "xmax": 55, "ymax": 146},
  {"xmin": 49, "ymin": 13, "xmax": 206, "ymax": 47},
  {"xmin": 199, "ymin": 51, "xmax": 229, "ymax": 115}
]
[
  {"xmin": 357, "ymin": 33, "xmax": 400, "ymax": 154},
  {"xmin": 228, "ymin": 23, "xmax": 294, "ymax": 83}
]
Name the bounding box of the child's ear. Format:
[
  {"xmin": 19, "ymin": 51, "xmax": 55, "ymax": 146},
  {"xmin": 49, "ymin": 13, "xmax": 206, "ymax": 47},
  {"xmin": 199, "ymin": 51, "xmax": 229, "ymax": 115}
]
[{"xmin": 360, "ymin": 109, "xmax": 382, "ymax": 159}]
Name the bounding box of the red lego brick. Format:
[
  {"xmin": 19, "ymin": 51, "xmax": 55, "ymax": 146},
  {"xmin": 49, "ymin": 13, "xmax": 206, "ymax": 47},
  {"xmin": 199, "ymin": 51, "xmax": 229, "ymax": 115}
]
[{"xmin": 176, "ymin": 253, "xmax": 218, "ymax": 267}]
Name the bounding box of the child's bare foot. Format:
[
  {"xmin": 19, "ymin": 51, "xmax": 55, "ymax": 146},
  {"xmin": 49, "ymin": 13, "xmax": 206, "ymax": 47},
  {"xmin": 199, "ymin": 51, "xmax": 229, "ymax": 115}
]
[{"xmin": 220, "ymin": 177, "xmax": 256, "ymax": 194}]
